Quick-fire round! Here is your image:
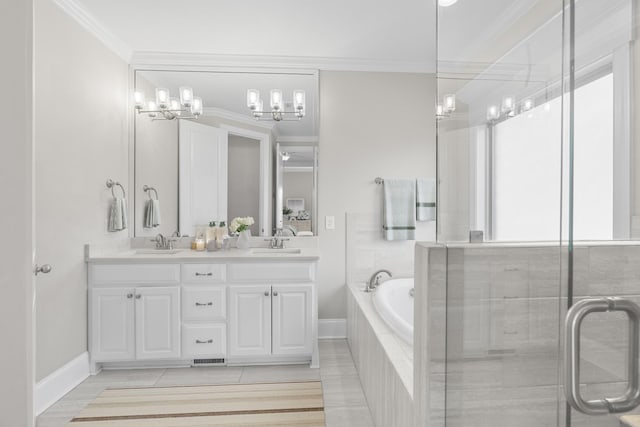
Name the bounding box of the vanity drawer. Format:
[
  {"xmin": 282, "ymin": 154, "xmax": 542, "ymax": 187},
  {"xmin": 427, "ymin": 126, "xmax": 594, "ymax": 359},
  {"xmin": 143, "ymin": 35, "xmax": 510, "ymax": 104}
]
[
  {"xmin": 90, "ymin": 264, "xmax": 180, "ymax": 285},
  {"xmin": 182, "ymin": 287, "xmax": 226, "ymax": 321},
  {"xmin": 228, "ymin": 263, "xmax": 315, "ymax": 283},
  {"xmin": 181, "ymin": 264, "xmax": 226, "ymax": 284},
  {"xmin": 182, "ymin": 324, "xmax": 226, "ymax": 358}
]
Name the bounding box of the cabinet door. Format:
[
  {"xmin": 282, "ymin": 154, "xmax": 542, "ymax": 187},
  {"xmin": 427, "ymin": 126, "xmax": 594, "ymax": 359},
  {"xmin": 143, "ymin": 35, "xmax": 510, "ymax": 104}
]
[
  {"xmin": 91, "ymin": 288, "xmax": 135, "ymax": 361},
  {"xmin": 135, "ymin": 287, "xmax": 181, "ymax": 360},
  {"xmin": 229, "ymin": 286, "xmax": 271, "ymax": 356},
  {"xmin": 272, "ymin": 284, "xmax": 313, "ymax": 355}
]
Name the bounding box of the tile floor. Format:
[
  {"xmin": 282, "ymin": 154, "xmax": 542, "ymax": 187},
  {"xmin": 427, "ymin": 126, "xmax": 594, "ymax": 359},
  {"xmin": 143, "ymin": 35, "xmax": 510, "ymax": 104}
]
[{"xmin": 37, "ymin": 339, "xmax": 374, "ymax": 427}]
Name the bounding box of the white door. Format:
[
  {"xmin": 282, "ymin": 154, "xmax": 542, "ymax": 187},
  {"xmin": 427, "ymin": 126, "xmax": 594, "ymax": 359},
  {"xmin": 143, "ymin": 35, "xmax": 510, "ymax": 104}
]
[
  {"xmin": 91, "ymin": 288, "xmax": 135, "ymax": 361},
  {"xmin": 229, "ymin": 286, "xmax": 271, "ymax": 357},
  {"xmin": 179, "ymin": 120, "xmax": 228, "ymax": 236},
  {"xmin": 135, "ymin": 287, "xmax": 181, "ymax": 360},
  {"xmin": 272, "ymin": 285, "xmax": 313, "ymax": 355}
]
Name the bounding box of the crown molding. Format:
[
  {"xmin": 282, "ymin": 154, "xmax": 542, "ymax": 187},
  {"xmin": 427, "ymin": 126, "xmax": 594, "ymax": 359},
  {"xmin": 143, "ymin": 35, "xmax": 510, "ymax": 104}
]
[
  {"xmin": 130, "ymin": 51, "xmax": 434, "ymax": 73},
  {"xmin": 202, "ymin": 107, "xmax": 275, "ymax": 131},
  {"xmin": 53, "ymin": 0, "xmax": 132, "ymax": 62}
]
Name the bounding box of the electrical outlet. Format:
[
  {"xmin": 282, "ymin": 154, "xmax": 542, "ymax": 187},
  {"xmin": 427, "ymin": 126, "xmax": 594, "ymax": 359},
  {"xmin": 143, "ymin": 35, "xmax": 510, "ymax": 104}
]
[{"xmin": 325, "ymin": 216, "xmax": 335, "ymax": 230}]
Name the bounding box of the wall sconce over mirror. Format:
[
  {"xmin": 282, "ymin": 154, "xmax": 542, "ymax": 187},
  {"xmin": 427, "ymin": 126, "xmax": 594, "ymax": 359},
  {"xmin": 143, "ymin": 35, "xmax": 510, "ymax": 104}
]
[
  {"xmin": 247, "ymin": 89, "xmax": 306, "ymax": 121},
  {"xmin": 436, "ymin": 94, "xmax": 456, "ymax": 120},
  {"xmin": 134, "ymin": 86, "xmax": 203, "ymax": 120}
]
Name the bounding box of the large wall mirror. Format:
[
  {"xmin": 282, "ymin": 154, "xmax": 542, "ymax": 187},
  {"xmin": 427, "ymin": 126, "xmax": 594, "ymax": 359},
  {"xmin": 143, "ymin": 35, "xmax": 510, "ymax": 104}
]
[{"xmin": 133, "ymin": 69, "xmax": 319, "ymax": 237}]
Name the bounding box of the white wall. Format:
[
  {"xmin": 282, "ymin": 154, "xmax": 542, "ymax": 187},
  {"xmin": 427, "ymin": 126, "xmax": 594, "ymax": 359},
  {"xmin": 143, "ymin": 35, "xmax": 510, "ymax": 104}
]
[
  {"xmin": 317, "ymin": 71, "xmax": 436, "ymax": 319},
  {"xmin": 0, "ymin": 0, "xmax": 34, "ymax": 424},
  {"xmin": 34, "ymin": 0, "xmax": 129, "ymax": 381}
]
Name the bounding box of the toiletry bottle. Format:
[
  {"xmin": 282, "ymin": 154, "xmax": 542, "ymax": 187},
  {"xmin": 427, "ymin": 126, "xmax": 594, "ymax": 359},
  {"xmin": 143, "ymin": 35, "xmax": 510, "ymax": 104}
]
[
  {"xmin": 216, "ymin": 221, "xmax": 227, "ymax": 249},
  {"xmin": 207, "ymin": 221, "xmax": 217, "ymax": 245}
]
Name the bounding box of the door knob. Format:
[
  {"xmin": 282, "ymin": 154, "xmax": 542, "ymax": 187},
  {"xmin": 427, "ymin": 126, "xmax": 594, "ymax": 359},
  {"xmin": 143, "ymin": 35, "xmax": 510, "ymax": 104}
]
[{"xmin": 34, "ymin": 264, "xmax": 52, "ymax": 275}]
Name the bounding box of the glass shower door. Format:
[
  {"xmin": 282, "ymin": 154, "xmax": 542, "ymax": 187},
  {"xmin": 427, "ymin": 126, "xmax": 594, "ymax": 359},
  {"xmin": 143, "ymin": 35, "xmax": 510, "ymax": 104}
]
[
  {"xmin": 436, "ymin": 1, "xmax": 566, "ymax": 426},
  {"xmin": 562, "ymin": 0, "xmax": 640, "ymax": 426}
]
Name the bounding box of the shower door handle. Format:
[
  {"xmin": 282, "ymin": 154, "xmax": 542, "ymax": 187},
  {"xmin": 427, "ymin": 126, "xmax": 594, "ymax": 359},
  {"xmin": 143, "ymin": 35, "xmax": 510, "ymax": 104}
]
[{"xmin": 565, "ymin": 297, "xmax": 640, "ymax": 415}]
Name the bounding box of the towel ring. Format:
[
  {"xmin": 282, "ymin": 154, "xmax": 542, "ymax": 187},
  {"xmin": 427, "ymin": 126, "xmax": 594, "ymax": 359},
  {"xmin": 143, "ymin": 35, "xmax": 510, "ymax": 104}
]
[
  {"xmin": 106, "ymin": 179, "xmax": 126, "ymax": 198},
  {"xmin": 143, "ymin": 185, "xmax": 159, "ymax": 200}
]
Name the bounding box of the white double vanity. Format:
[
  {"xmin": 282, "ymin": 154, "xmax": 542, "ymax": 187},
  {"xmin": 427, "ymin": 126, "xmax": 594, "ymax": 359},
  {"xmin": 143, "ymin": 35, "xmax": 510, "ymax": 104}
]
[{"xmin": 86, "ymin": 245, "xmax": 319, "ymax": 373}]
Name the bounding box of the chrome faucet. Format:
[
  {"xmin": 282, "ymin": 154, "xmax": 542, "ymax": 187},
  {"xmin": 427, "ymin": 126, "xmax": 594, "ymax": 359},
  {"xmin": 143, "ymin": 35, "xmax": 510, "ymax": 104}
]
[
  {"xmin": 365, "ymin": 269, "xmax": 392, "ymax": 292},
  {"xmin": 265, "ymin": 229, "xmax": 290, "ymax": 249},
  {"xmin": 151, "ymin": 233, "xmax": 174, "ymax": 250}
]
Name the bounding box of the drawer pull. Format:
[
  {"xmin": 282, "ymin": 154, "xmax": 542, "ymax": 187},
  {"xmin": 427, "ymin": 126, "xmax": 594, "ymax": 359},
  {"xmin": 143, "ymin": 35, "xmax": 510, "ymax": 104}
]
[
  {"xmin": 195, "ymin": 272, "xmax": 213, "ymax": 277},
  {"xmin": 196, "ymin": 339, "xmax": 213, "ymax": 344},
  {"xmin": 195, "ymin": 302, "xmax": 213, "ymax": 306}
]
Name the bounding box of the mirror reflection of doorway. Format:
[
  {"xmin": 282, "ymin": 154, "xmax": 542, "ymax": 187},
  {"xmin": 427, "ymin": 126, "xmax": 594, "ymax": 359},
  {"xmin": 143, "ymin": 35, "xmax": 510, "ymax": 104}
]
[{"xmin": 228, "ymin": 135, "xmax": 261, "ymax": 235}]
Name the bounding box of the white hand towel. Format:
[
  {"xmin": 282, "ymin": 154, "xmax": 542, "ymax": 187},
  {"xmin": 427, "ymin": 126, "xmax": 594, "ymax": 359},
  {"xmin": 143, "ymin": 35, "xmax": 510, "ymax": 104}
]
[
  {"xmin": 383, "ymin": 178, "xmax": 416, "ymax": 241},
  {"xmin": 108, "ymin": 198, "xmax": 127, "ymax": 232},
  {"xmin": 144, "ymin": 199, "xmax": 161, "ymax": 228},
  {"xmin": 416, "ymin": 178, "xmax": 436, "ymax": 221}
]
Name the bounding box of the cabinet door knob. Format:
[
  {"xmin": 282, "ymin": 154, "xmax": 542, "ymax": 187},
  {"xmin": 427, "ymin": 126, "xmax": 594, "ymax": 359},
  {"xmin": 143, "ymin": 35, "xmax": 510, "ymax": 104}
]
[
  {"xmin": 135, "ymin": 294, "xmax": 141, "ymax": 299},
  {"xmin": 264, "ymin": 291, "xmax": 270, "ymax": 296},
  {"xmin": 196, "ymin": 339, "xmax": 213, "ymax": 344},
  {"xmin": 195, "ymin": 302, "xmax": 213, "ymax": 306},
  {"xmin": 273, "ymin": 291, "xmax": 278, "ymax": 296},
  {"xmin": 127, "ymin": 293, "xmax": 133, "ymax": 299}
]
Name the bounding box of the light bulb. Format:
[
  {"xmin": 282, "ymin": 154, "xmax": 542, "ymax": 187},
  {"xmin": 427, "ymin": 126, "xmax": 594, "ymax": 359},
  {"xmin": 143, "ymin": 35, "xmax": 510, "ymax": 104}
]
[
  {"xmin": 436, "ymin": 103, "xmax": 445, "ymax": 117},
  {"xmin": 443, "ymin": 94, "xmax": 456, "ymax": 113},
  {"xmin": 293, "ymin": 90, "xmax": 306, "ymax": 111},
  {"xmin": 522, "ymin": 98, "xmax": 534, "ymax": 112},
  {"xmin": 247, "ymin": 89, "xmax": 260, "ymax": 109},
  {"xmin": 501, "ymin": 96, "xmax": 515, "ymax": 113},
  {"xmin": 179, "ymin": 87, "xmax": 193, "ymax": 107},
  {"xmin": 270, "ymin": 89, "xmax": 283, "ymax": 111},
  {"xmin": 438, "ymin": 0, "xmax": 458, "ymax": 6},
  {"xmin": 191, "ymin": 97, "xmax": 203, "ymax": 116},
  {"xmin": 133, "ymin": 91, "xmax": 145, "ymax": 109},
  {"xmin": 253, "ymin": 99, "xmax": 264, "ymax": 118},
  {"xmin": 169, "ymin": 98, "xmax": 181, "ymax": 115},
  {"xmin": 146, "ymin": 100, "xmax": 158, "ymax": 118},
  {"xmin": 156, "ymin": 88, "xmax": 170, "ymax": 109},
  {"xmin": 487, "ymin": 105, "xmax": 499, "ymax": 121}
]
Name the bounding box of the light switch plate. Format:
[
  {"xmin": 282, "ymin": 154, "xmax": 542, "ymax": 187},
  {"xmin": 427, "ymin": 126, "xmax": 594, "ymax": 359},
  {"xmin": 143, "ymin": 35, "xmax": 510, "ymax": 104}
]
[{"xmin": 325, "ymin": 216, "xmax": 335, "ymax": 230}]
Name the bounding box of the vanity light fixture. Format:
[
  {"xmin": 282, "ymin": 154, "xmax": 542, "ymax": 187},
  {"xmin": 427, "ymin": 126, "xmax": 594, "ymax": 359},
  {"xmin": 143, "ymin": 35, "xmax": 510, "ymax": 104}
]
[
  {"xmin": 247, "ymin": 89, "xmax": 306, "ymax": 121},
  {"xmin": 134, "ymin": 86, "xmax": 203, "ymax": 120},
  {"xmin": 436, "ymin": 94, "xmax": 456, "ymax": 120}
]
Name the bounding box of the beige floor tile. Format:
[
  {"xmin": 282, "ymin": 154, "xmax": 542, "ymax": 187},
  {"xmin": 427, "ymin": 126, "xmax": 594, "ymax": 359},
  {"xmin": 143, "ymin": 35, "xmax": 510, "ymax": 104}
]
[
  {"xmin": 321, "ymin": 375, "xmax": 369, "ymax": 408},
  {"xmin": 155, "ymin": 366, "xmax": 243, "ymax": 386},
  {"xmin": 325, "ymin": 406, "xmax": 375, "ymax": 427},
  {"xmin": 240, "ymin": 364, "xmax": 320, "ymax": 384}
]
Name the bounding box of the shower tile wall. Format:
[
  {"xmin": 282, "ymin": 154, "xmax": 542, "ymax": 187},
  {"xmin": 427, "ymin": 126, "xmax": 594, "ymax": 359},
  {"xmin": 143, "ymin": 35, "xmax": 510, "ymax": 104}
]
[{"xmin": 441, "ymin": 243, "xmax": 640, "ymax": 427}]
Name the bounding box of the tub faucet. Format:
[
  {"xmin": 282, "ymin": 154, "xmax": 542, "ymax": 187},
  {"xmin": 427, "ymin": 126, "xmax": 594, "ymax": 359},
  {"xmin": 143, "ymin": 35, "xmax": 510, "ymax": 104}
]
[{"xmin": 366, "ymin": 269, "xmax": 392, "ymax": 292}]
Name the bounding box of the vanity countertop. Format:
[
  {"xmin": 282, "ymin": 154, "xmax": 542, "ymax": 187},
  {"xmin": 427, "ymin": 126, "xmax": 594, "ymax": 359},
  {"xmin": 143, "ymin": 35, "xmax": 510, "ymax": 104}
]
[{"xmin": 86, "ymin": 247, "xmax": 321, "ymax": 263}]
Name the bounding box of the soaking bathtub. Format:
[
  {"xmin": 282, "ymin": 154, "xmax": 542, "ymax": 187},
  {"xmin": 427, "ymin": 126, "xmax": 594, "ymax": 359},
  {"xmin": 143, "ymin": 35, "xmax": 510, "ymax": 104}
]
[{"xmin": 372, "ymin": 277, "xmax": 414, "ymax": 345}]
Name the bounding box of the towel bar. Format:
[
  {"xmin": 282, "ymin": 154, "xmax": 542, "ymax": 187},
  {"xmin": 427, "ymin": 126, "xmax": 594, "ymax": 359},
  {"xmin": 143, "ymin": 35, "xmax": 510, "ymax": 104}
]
[
  {"xmin": 143, "ymin": 185, "xmax": 159, "ymax": 200},
  {"xmin": 106, "ymin": 179, "xmax": 126, "ymax": 198}
]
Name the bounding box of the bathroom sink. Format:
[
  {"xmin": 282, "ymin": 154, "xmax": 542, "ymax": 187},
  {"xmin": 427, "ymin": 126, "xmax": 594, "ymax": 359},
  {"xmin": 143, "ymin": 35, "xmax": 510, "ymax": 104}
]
[
  {"xmin": 134, "ymin": 249, "xmax": 183, "ymax": 255},
  {"xmin": 250, "ymin": 248, "xmax": 302, "ymax": 255}
]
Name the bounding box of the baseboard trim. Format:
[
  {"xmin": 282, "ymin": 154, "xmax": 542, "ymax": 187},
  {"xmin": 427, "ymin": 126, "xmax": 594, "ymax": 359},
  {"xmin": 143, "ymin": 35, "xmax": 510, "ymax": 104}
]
[
  {"xmin": 318, "ymin": 319, "xmax": 347, "ymax": 339},
  {"xmin": 34, "ymin": 352, "xmax": 90, "ymax": 416}
]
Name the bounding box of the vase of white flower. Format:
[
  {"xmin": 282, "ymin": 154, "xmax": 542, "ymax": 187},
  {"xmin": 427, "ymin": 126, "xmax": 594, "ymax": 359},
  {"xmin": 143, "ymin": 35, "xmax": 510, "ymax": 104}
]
[{"xmin": 230, "ymin": 216, "xmax": 255, "ymax": 249}]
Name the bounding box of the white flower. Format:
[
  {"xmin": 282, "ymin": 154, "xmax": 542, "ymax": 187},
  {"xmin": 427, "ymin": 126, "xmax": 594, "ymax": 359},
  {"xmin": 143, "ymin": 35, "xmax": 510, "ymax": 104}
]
[{"xmin": 230, "ymin": 216, "xmax": 255, "ymax": 233}]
